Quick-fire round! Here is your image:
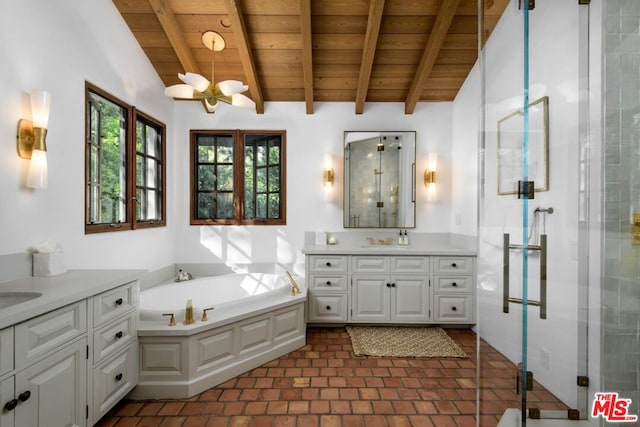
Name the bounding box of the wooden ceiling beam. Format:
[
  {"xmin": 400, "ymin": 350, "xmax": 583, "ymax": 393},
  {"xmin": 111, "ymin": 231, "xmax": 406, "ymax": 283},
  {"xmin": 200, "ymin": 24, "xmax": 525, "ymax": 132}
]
[
  {"xmin": 355, "ymin": 0, "xmax": 385, "ymax": 114},
  {"xmin": 148, "ymin": 0, "xmax": 199, "ymax": 72},
  {"xmin": 223, "ymin": 0, "xmax": 265, "ymax": 114},
  {"xmin": 300, "ymin": 0, "xmax": 314, "ymax": 114},
  {"xmin": 404, "ymin": 0, "xmax": 461, "ymax": 114}
]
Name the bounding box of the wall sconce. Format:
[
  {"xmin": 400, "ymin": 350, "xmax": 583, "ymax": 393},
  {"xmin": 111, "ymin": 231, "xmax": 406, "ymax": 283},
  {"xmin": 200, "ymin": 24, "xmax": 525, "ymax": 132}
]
[
  {"xmin": 424, "ymin": 169, "xmax": 436, "ymax": 186},
  {"xmin": 323, "ymin": 168, "xmax": 334, "ymax": 189},
  {"xmin": 17, "ymin": 90, "xmax": 51, "ymax": 189}
]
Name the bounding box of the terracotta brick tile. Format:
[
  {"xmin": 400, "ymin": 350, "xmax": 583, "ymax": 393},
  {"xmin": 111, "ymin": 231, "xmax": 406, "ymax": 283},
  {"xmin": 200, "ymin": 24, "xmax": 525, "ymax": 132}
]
[
  {"xmin": 263, "ymin": 360, "xmax": 280, "ymax": 368},
  {"xmin": 341, "ymin": 415, "xmax": 365, "ymax": 427},
  {"xmin": 281, "ymin": 388, "xmax": 302, "ymax": 401},
  {"xmin": 338, "ymin": 388, "xmax": 359, "ymax": 400},
  {"xmin": 334, "ymin": 351, "xmax": 350, "ymax": 358},
  {"xmin": 115, "ymin": 402, "xmax": 144, "ymax": 416},
  {"xmin": 296, "ymin": 359, "xmax": 312, "ymax": 368},
  {"xmin": 453, "ymin": 415, "xmax": 477, "ymax": 427},
  {"xmin": 266, "ymin": 401, "xmax": 288, "ymax": 415},
  {"xmin": 354, "ymin": 368, "xmax": 373, "ymax": 377},
  {"xmin": 310, "ymin": 377, "xmax": 328, "ymax": 388},
  {"xmin": 358, "ymin": 388, "xmax": 379, "ymax": 400},
  {"xmin": 159, "ymin": 403, "xmax": 186, "ymax": 416},
  {"xmin": 279, "ymin": 359, "xmax": 296, "ymax": 368},
  {"xmin": 219, "ymin": 390, "xmax": 241, "ymax": 402},
  {"xmin": 218, "ymin": 379, "xmax": 237, "ymax": 389},
  {"xmin": 261, "ymin": 389, "xmax": 280, "ymax": 400},
  {"xmin": 327, "ymin": 358, "xmax": 344, "ymax": 368},
  {"xmin": 243, "ymin": 416, "xmax": 272, "ymax": 427},
  {"xmin": 392, "ymin": 400, "xmax": 417, "ymax": 414},
  {"xmin": 361, "ymin": 359, "xmax": 378, "ymax": 368},
  {"xmin": 400, "ymin": 378, "xmax": 422, "ymax": 389},
  {"xmin": 378, "ymin": 388, "xmax": 399, "ymax": 400},
  {"xmin": 235, "ymin": 378, "xmax": 256, "ymax": 389},
  {"xmin": 319, "ymin": 368, "xmax": 337, "ymax": 377},
  {"xmin": 254, "ymin": 378, "xmax": 274, "ymax": 388},
  {"xmin": 297, "ymin": 415, "xmax": 319, "ymax": 427},
  {"xmin": 382, "ymin": 377, "xmax": 403, "ymax": 388},
  {"xmin": 222, "ymin": 402, "xmax": 245, "ymax": 416},
  {"xmin": 203, "ymin": 402, "xmax": 224, "ymax": 415},
  {"xmin": 430, "ymin": 415, "xmax": 457, "ymax": 427},
  {"xmin": 310, "ymin": 400, "xmax": 330, "ymax": 414},
  {"xmin": 371, "ymin": 368, "xmax": 390, "ymax": 377},
  {"xmin": 95, "ymin": 416, "xmax": 118, "ymax": 427},
  {"xmin": 319, "ymin": 414, "xmax": 342, "ymax": 427},
  {"xmin": 345, "ymin": 377, "xmax": 365, "ymax": 388},
  {"xmin": 441, "ymin": 360, "xmax": 461, "ymax": 369},
  {"xmin": 435, "ymin": 401, "xmax": 460, "ymax": 415},
  {"xmin": 392, "ymin": 360, "xmax": 410, "ymax": 367},
  {"xmin": 388, "ymin": 367, "xmax": 406, "ymax": 377},
  {"xmin": 229, "ymin": 416, "xmax": 253, "ymax": 426},
  {"xmin": 239, "ymin": 389, "xmax": 260, "ymax": 401},
  {"xmin": 183, "ymin": 415, "xmax": 210, "ymax": 426},
  {"xmin": 311, "ymin": 359, "xmax": 328, "ymax": 368},
  {"xmin": 408, "ymin": 415, "xmax": 435, "ymax": 426},
  {"xmin": 387, "ymin": 415, "xmax": 412, "ymax": 427},
  {"xmin": 364, "ymin": 377, "xmax": 384, "ymax": 387},
  {"xmin": 288, "ymin": 401, "xmax": 310, "ymax": 414},
  {"xmin": 267, "ymin": 368, "xmax": 286, "ymax": 377},
  {"xmin": 286, "ymin": 368, "xmax": 303, "ymax": 377},
  {"xmin": 454, "ymin": 400, "xmax": 476, "ymax": 414},
  {"xmin": 245, "ymin": 401, "xmax": 268, "ymax": 415},
  {"xmin": 350, "ymin": 401, "xmax": 373, "ymax": 414},
  {"xmin": 363, "ymin": 415, "xmax": 387, "ymax": 427},
  {"xmin": 456, "ymin": 389, "xmax": 476, "ymax": 401},
  {"xmin": 301, "ymin": 388, "xmax": 319, "ymax": 400},
  {"xmin": 274, "ymin": 415, "xmax": 297, "ymax": 426},
  {"xmin": 414, "ymin": 401, "xmax": 438, "ymax": 414},
  {"xmin": 114, "ymin": 418, "xmax": 141, "ymax": 427},
  {"xmin": 375, "ymin": 359, "xmax": 394, "ymax": 367},
  {"xmin": 371, "ymin": 400, "xmax": 394, "ymax": 414},
  {"xmin": 138, "ymin": 402, "xmax": 164, "ymax": 416},
  {"xmin": 305, "ymin": 351, "xmax": 320, "ymax": 359},
  {"xmin": 199, "ymin": 389, "xmax": 223, "ymax": 401},
  {"xmin": 302, "ymin": 368, "xmax": 319, "ymax": 377},
  {"xmin": 397, "ymin": 388, "xmax": 419, "ymax": 400},
  {"xmin": 319, "ymin": 388, "xmax": 339, "ymax": 400},
  {"xmin": 329, "ymin": 400, "xmax": 350, "ymax": 414},
  {"xmin": 159, "ymin": 417, "xmax": 187, "ymax": 427},
  {"xmin": 328, "ymin": 377, "xmax": 346, "ymax": 387}
]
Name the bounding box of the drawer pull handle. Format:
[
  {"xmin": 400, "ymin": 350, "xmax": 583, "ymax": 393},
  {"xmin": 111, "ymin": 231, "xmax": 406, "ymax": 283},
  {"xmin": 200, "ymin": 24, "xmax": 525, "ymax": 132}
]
[
  {"xmin": 4, "ymin": 399, "xmax": 17, "ymax": 411},
  {"xmin": 326, "ymin": 305, "xmax": 332, "ymax": 311},
  {"xmin": 115, "ymin": 331, "xmax": 124, "ymax": 339},
  {"xmin": 451, "ymin": 263, "xmax": 457, "ymax": 268},
  {"xmin": 18, "ymin": 391, "xmax": 31, "ymax": 402},
  {"xmin": 326, "ymin": 281, "xmax": 332, "ymax": 286},
  {"xmin": 115, "ymin": 373, "xmax": 123, "ymax": 382},
  {"xmin": 115, "ymin": 298, "xmax": 124, "ymax": 306},
  {"xmin": 391, "ymin": 283, "xmax": 396, "ymax": 288},
  {"xmin": 386, "ymin": 283, "xmax": 391, "ymax": 288},
  {"xmin": 326, "ymin": 262, "xmax": 332, "ymax": 267},
  {"xmin": 451, "ymin": 306, "xmax": 457, "ymax": 311},
  {"xmin": 452, "ymin": 282, "xmax": 457, "ymax": 287}
]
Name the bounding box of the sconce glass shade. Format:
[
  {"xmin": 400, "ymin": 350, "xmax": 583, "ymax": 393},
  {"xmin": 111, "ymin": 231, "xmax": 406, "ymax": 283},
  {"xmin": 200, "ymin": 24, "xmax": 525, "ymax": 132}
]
[
  {"xmin": 323, "ymin": 168, "xmax": 335, "ymax": 189},
  {"xmin": 26, "ymin": 149, "xmax": 48, "ymax": 189},
  {"xmin": 30, "ymin": 91, "xmax": 51, "ymax": 129},
  {"xmin": 424, "ymin": 170, "xmax": 436, "ymax": 186}
]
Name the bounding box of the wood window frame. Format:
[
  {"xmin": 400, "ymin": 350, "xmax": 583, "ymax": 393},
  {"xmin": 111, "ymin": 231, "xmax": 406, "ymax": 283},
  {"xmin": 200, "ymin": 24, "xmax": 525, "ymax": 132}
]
[
  {"xmin": 190, "ymin": 129, "xmax": 286, "ymax": 226},
  {"xmin": 85, "ymin": 82, "xmax": 167, "ymax": 234}
]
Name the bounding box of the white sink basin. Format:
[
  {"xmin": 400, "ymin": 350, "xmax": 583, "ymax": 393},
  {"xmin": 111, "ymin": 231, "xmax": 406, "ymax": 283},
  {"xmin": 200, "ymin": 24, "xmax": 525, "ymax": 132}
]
[{"xmin": 0, "ymin": 292, "xmax": 42, "ymax": 309}]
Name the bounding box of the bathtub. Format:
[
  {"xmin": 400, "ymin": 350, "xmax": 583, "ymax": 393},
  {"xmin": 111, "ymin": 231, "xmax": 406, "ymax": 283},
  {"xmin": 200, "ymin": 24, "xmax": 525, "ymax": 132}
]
[{"xmin": 132, "ymin": 272, "xmax": 307, "ymax": 399}]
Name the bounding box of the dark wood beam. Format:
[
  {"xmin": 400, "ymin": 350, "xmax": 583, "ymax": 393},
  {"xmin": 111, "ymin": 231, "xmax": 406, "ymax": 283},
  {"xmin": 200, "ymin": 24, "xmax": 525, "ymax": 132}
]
[
  {"xmin": 300, "ymin": 0, "xmax": 314, "ymax": 114},
  {"xmin": 223, "ymin": 0, "xmax": 265, "ymax": 114},
  {"xmin": 355, "ymin": 0, "xmax": 385, "ymax": 115},
  {"xmin": 404, "ymin": 0, "xmax": 461, "ymax": 114}
]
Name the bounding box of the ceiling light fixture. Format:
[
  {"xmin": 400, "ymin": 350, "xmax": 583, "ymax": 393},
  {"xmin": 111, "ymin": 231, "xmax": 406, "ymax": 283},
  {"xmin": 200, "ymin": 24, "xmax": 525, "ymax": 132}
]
[{"xmin": 164, "ymin": 31, "xmax": 255, "ymax": 112}]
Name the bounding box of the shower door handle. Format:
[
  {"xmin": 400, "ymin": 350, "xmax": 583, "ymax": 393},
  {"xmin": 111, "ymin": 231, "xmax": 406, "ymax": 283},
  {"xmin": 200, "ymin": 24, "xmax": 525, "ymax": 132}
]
[{"xmin": 503, "ymin": 233, "xmax": 547, "ymax": 319}]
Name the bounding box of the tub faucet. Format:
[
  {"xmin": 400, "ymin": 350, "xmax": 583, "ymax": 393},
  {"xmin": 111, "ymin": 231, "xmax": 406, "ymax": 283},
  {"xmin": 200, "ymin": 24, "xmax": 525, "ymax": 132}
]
[
  {"xmin": 175, "ymin": 269, "xmax": 193, "ymax": 282},
  {"xmin": 285, "ymin": 271, "xmax": 302, "ymax": 296}
]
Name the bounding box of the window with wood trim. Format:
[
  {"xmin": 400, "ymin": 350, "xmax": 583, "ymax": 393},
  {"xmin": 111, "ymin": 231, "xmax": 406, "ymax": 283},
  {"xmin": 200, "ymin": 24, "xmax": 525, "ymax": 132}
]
[
  {"xmin": 190, "ymin": 130, "xmax": 286, "ymax": 225},
  {"xmin": 85, "ymin": 82, "xmax": 166, "ymax": 233}
]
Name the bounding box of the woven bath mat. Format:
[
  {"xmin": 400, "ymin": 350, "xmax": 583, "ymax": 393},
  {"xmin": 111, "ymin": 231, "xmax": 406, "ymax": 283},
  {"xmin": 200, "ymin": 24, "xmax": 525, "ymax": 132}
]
[{"xmin": 346, "ymin": 326, "xmax": 467, "ymax": 358}]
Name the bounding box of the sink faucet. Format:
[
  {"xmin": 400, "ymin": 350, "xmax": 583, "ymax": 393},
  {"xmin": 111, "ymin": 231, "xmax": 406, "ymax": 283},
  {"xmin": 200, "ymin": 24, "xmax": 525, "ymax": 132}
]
[
  {"xmin": 175, "ymin": 269, "xmax": 193, "ymax": 282},
  {"xmin": 366, "ymin": 237, "xmax": 375, "ymax": 245}
]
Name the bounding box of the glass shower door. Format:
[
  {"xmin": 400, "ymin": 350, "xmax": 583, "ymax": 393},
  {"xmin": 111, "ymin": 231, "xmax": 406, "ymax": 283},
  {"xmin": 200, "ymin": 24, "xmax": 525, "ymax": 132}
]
[{"xmin": 476, "ymin": 0, "xmax": 591, "ymax": 425}]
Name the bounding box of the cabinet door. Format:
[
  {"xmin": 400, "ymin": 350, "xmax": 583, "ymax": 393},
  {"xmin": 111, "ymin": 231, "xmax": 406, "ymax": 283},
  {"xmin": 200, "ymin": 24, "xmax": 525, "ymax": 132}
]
[
  {"xmin": 391, "ymin": 276, "xmax": 430, "ymax": 322},
  {"xmin": 14, "ymin": 338, "xmax": 87, "ymax": 427},
  {"xmin": 350, "ymin": 276, "xmax": 390, "ymax": 322},
  {"xmin": 0, "ymin": 376, "xmax": 14, "ymax": 427}
]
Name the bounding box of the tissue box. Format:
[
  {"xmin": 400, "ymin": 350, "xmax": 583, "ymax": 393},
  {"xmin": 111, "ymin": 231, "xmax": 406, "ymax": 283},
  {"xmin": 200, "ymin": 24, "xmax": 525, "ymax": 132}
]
[{"xmin": 33, "ymin": 252, "xmax": 67, "ymax": 276}]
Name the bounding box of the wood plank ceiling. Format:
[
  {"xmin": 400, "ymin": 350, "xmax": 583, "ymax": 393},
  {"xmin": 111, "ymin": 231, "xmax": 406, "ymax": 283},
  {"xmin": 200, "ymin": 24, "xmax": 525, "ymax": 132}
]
[{"xmin": 113, "ymin": 0, "xmax": 509, "ymax": 114}]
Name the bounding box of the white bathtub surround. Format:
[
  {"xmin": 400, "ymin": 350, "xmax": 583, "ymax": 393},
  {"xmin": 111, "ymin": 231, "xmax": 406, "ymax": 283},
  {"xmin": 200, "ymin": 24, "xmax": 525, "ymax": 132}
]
[{"xmin": 133, "ymin": 273, "xmax": 307, "ymax": 399}]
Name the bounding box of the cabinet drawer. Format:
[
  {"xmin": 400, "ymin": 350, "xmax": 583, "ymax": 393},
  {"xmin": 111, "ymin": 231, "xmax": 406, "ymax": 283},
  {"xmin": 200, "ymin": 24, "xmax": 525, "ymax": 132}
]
[
  {"xmin": 433, "ymin": 295, "xmax": 474, "ymax": 323},
  {"xmin": 93, "ymin": 281, "xmax": 138, "ymax": 327},
  {"xmin": 308, "ymin": 256, "xmax": 348, "ymax": 273},
  {"xmin": 93, "ymin": 342, "xmax": 139, "ymax": 421},
  {"xmin": 93, "ymin": 312, "xmax": 137, "ymax": 363},
  {"xmin": 434, "ymin": 257, "xmax": 474, "ymax": 274},
  {"xmin": 391, "ymin": 256, "xmax": 430, "ymax": 273},
  {"xmin": 434, "ymin": 276, "xmax": 473, "ymax": 293},
  {"xmin": 0, "ymin": 327, "xmax": 13, "ymax": 377},
  {"xmin": 15, "ymin": 301, "xmax": 87, "ymax": 368},
  {"xmin": 352, "ymin": 256, "xmax": 389, "ymax": 273},
  {"xmin": 309, "ymin": 275, "xmax": 348, "ymax": 292},
  {"xmin": 308, "ymin": 294, "xmax": 348, "ymax": 322}
]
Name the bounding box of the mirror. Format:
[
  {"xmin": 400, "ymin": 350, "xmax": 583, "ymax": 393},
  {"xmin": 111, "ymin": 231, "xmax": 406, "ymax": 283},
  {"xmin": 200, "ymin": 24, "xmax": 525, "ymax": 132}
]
[{"xmin": 344, "ymin": 131, "xmax": 416, "ymax": 228}]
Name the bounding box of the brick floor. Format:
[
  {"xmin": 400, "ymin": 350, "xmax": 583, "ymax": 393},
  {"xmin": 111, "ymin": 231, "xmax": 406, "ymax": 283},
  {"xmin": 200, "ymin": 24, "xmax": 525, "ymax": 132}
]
[{"xmin": 96, "ymin": 327, "xmax": 567, "ymax": 427}]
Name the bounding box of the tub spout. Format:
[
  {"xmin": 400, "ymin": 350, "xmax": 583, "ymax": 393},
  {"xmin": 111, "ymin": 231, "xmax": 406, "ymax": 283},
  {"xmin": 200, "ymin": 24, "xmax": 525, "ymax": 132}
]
[
  {"xmin": 184, "ymin": 299, "xmax": 195, "ymax": 325},
  {"xmin": 286, "ymin": 271, "xmax": 302, "ymax": 296}
]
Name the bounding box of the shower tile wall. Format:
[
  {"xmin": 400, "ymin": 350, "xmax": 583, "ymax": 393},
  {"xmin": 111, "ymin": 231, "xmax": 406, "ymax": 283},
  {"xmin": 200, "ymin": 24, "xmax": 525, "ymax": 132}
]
[{"xmin": 603, "ymin": 0, "xmax": 640, "ymax": 418}]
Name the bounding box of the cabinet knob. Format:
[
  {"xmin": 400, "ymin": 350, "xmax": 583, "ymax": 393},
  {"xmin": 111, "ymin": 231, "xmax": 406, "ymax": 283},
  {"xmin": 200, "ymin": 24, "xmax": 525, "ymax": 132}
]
[
  {"xmin": 326, "ymin": 281, "xmax": 332, "ymax": 286},
  {"xmin": 451, "ymin": 306, "xmax": 457, "ymax": 311},
  {"xmin": 326, "ymin": 262, "xmax": 332, "ymax": 267},
  {"xmin": 115, "ymin": 331, "xmax": 124, "ymax": 339},
  {"xmin": 115, "ymin": 298, "xmax": 124, "ymax": 306},
  {"xmin": 326, "ymin": 306, "xmax": 332, "ymax": 311},
  {"xmin": 18, "ymin": 391, "xmax": 31, "ymax": 402},
  {"xmin": 391, "ymin": 283, "xmax": 396, "ymax": 288},
  {"xmin": 452, "ymin": 282, "xmax": 457, "ymax": 287},
  {"xmin": 115, "ymin": 373, "xmax": 123, "ymax": 382},
  {"xmin": 451, "ymin": 263, "xmax": 457, "ymax": 268},
  {"xmin": 386, "ymin": 283, "xmax": 391, "ymax": 288},
  {"xmin": 4, "ymin": 399, "xmax": 17, "ymax": 411}
]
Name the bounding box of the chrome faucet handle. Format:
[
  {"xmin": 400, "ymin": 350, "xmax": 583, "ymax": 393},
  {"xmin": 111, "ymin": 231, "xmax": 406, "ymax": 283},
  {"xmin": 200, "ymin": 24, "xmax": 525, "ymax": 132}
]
[
  {"xmin": 162, "ymin": 313, "xmax": 176, "ymax": 326},
  {"xmin": 201, "ymin": 307, "xmax": 215, "ymax": 321}
]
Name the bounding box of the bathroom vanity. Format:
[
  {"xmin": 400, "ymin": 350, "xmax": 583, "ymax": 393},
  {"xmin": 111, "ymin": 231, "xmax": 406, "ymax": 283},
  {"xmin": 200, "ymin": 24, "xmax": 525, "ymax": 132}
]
[
  {"xmin": 303, "ymin": 233, "xmax": 476, "ymax": 326},
  {"xmin": 0, "ymin": 270, "xmax": 142, "ymax": 427}
]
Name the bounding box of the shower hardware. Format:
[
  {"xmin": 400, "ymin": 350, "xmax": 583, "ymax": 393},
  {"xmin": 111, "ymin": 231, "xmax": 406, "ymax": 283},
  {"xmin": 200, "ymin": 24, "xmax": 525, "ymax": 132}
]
[
  {"xmin": 201, "ymin": 307, "xmax": 215, "ymax": 321},
  {"xmin": 162, "ymin": 313, "xmax": 176, "ymax": 326},
  {"xmin": 503, "ymin": 233, "xmax": 547, "ymax": 319}
]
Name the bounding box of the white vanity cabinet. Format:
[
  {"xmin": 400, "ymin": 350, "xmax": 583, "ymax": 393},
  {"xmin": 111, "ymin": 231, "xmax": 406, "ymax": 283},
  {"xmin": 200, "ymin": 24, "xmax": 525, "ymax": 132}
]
[
  {"xmin": 350, "ymin": 256, "xmax": 430, "ymax": 323},
  {"xmin": 305, "ymin": 251, "xmax": 476, "ymax": 326}
]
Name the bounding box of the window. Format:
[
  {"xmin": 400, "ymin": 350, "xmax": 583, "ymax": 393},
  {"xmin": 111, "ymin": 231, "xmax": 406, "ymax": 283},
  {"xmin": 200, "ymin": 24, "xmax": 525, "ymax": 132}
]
[
  {"xmin": 190, "ymin": 130, "xmax": 286, "ymax": 225},
  {"xmin": 85, "ymin": 82, "xmax": 166, "ymax": 233}
]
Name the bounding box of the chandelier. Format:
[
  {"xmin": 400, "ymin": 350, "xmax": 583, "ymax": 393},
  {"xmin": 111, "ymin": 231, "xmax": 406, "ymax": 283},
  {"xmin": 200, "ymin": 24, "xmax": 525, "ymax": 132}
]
[{"xmin": 164, "ymin": 31, "xmax": 255, "ymax": 112}]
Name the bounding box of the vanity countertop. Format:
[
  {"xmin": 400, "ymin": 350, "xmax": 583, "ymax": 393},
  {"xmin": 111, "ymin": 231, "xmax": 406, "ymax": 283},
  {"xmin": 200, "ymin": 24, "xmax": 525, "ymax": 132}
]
[
  {"xmin": 302, "ymin": 245, "xmax": 476, "ymax": 256},
  {"xmin": 0, "ymin": 269, "xmax": 144, "ymax": 330}
]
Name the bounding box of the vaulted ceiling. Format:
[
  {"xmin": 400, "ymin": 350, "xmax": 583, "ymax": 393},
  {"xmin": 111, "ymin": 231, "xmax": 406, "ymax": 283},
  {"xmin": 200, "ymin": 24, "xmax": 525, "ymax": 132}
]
[{"xmin": 112, "ymin": 0, "xmax": 509, "ymax": 114}]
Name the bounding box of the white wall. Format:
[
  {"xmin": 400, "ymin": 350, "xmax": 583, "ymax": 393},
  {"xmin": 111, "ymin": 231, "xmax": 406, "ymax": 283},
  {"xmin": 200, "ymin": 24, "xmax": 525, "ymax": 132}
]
[
  {"xmin": 452, "ymin": 0, "xmax": 584, "ymax": 408},
  {"xmin": 0, "ymin": 0, "xmax": 175, "ymax": 270},
  {"xmin": 172, "ymin": 101, "xmax": 454, "ymax": 268}
]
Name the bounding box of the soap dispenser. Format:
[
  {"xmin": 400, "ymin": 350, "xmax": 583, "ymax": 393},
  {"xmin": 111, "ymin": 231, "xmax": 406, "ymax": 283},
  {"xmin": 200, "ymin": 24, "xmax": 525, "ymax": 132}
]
[
  {"xmin": 403, "ymin": 230, "xmax": 409, "ymax": 245},
  {"xmin": 398, "ymin": 230, "xmax": 403, "ymax": 245}
]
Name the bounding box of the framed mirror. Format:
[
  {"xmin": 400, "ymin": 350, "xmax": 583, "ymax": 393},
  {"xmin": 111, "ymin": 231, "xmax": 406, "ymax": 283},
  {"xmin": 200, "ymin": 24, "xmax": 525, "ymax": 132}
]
[{"xmin": 343, "ymin": 131, "xmax": 416, "ymax": 228}]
